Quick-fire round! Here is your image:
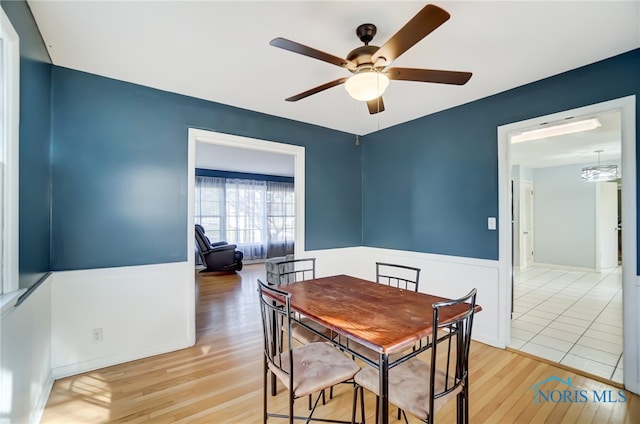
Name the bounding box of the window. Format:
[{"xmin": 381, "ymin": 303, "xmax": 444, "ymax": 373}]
[
  {"xmin": 225, "ymin": 179, "xmax": 267, "ymax": 258},
  {"xmin": 267, "ymin": 181, "xmax": 295, "ymax": 257},
  {"xmin": 0, "ymin": 8, "xmax": 20, "ymax": 300},
  {"xmin": 194, "ymin": 176, "xmax": 225, "ymax": 241},
  {"xmin": 194, "ymin": 176, "xmax": 294, "ymax": 261}
]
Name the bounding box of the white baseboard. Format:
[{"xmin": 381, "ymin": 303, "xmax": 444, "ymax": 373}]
[
  {"xmin": 50, "ymin": 340, "xmax": 191, "ymax": 380},
  {"xmin": 29, "ymin": 375, "xmax": 55, "ymax": 424},
  {"xmin": 530, "ymin": 262, "xmax": 598, "ymax": 272}
]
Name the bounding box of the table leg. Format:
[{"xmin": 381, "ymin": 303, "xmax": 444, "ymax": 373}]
[{"xmin": 378, "ymin": 353, "xmax": 389, "ymax": 424}]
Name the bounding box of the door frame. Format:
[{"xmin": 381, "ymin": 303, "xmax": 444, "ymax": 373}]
[
  {"xmin": 519, "ymin": 180, "xmax": 534, "ymax": 269},
  {"xmin": 595, "ymin": 181, "xmax": 620, "ymax": 271},
  {"xmin": 497, "ymin": 95, "xmax": 637, "ymax": 394},
  {"xmin": 187, "ymin": 128, "xmax": 307, "ymax": 269}
]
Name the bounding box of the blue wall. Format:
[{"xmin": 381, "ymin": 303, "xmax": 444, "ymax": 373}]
[
  {"xmin": 50, "ymin": 68, "xmax": 361, "ymax": 270},
  {"xmin": 362, "ymin": 49, "xmax": 640, "ymax": 261},
  {"xmin": 4, "ymin": 0, "xmax": 639, "ymax": 273},
  {"xmin": 1, "ymin": 1, "xmax": 52, "ymax": 289}
]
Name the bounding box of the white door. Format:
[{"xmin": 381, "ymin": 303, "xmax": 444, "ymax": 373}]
[
  {"xmin": 520, "ymin": 181, "xmax": 534, "ymax": 269},
  {"xmin": 596, "ymin": 181, "xmax": 619, "ymax": 270}
]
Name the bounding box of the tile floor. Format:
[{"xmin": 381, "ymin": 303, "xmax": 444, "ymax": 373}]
[{"xmin": 508, "ymin": 265, "xmax": 623, "ymax": 383}]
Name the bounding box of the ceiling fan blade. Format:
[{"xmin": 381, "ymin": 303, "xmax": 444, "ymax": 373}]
[
  {"xmin": 270, "ymin": 37, "xmax": 356, "ymax": 70},
  {"xmin": 285, "ymin": 78, "xmax": 349, "ymax": 102},
  {"xmin": 366, "ymin": 97, "xmax": 385, "ymax": 115},
  {"xmin": 372, "ymin": 4, "xmax": 450, "ymax": 67},
  {"xmin": 386, "ymin": 67, "xmax": 472, "ymax": 85}
]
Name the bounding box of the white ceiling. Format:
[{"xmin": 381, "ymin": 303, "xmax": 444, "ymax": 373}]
[
  {"xmin": 28, "ymin": 1, "xmax": 640, "ymax": 136},
  {"xmin": 511, "ymin": 110, "xmax": 622, "ymax": 169},
  {"xmin": 195, "ymin": 141, "xmax": 294, "ymax": 176}
]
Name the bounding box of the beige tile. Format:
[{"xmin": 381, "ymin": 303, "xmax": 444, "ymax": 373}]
[
  {"xmin": 561, "ymin": 354, "xmax": 614, "ymax": 380},
  {"xmin": 555, "ymin": 315, "xmax": 590, "ymax": 328},
  {"xmin": 546, "ymin": 321, "xmax": 586, "ymax": 336},
  {"xmin": 575, "ymin": 335, "xmax": 622, "ymax": 356},
  {"xmin": 526, "ymin": 309, "xmax": 559, "ymax": 320},
  {"xmin": 520, "ymin": 342, "xmax": 565, "ymax": 363},
  {"xmin": 562, "ymin": 309, "xmax": 599, "ymax": 321},
  {"xmin": 568, "ymin": 344, "xmax": 620, "ymax": 366},
  {"xmin": 512, "ymin": 320, "xmax": 545, "ymax": 334},
  {"xmin": 511, "ymin": 327, "xmax": 537, "ymax": 342},
  {"xmin": 508, "ymin": 337, "xmax": 527, "ymax": 350},
  {"xmin": 514, "ymin": 265, "xmax": 623, "ymax": 381},
  {"xmin": 517, "ymin": 314, "xmax": 553, "ymax": 327},
  {"xmin": 612, "ymin": 368, "xmax": 624, "ymax": 384},
  {"xmin": 535, "ymin": 303, "xmax": 567, "ymax": 314},
  {"xmin": 583, "ymin": 328, "xmax": 623, "ymax": 345},
  {"xmin": 529, "ymin": 334, "xmax": 573, "ymax": 353},
  {"xmin": 588, "ymin": 322, "xmax": 622, "ymax": 336},
  {"xmin": 539, "ymin": 326, "xmax": 581, "ymax": 343}
]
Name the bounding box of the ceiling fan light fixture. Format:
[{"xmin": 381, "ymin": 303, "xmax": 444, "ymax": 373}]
[{"xmin": 345, "ymin": 69, "xmax": 389, "ymax": 102}]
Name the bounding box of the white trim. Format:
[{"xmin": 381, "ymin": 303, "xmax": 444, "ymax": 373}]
[
  {"xmin": 187, "ymin": 128, "xmax": 306, "ymax": 257},
  {"xmin": 498, "ymin": 95, "xmax": 638, "ymax": 394},
  {"xmin": 1, "ymin": 8, "xmax": 20, "ymax": 295},
  {"xmin": 0, "ymin": 287, "xmax": 26, "ymax": 318}
]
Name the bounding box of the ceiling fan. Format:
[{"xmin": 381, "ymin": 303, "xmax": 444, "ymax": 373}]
[{"xmin": 270, "ymin": 4, "xmax": 472, "ymax": 115}]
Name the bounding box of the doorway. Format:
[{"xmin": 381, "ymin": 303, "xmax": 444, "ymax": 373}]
[
  {"xmin": 187, "ymin": 128, "xmax": 307, "ymax": 266},
  {"xmin": 497, "ymin": 96, "xmax": 638, "ymax": 394},
  {"xmin": 510, "ymin": 110, "xmax": 622, "ymax": 381}
]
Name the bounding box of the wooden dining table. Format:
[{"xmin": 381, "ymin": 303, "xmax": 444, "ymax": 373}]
[{"xmin": 277, "ymin": 274, "xmax": 482, "ymax": 424}]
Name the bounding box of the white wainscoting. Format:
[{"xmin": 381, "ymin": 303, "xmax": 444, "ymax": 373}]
[
  {"xmin": 300, "ymin": 246, "xmax": 501, "ymax": 348},
  {"xmin": 625, "ymin": 276, "xmax": 640, "ymax": 394},
  {"xmin": 1, "ymin": 274, "xmax": 54, "ymax": 424},
  {"xmin": 50, "ymin": 261, "xmax": 195, "ymax": 379}
]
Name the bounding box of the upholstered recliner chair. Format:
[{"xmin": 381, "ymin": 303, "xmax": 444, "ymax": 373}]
[{"xmin": 195, "ymin": 225, "xmax": 243, "ymax": 272}]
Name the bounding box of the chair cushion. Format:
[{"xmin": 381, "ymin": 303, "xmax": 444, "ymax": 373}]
[
  {"xmin": 291, "ymin": 318, "xmax": 333, "ymax": 344},
  {"xmin": 354, "ymin": 357, "xmax": 461, "ymax": 421},
  {"xmin": 269, "ymin": 342, "xmax": 360, "ymax": 398}
]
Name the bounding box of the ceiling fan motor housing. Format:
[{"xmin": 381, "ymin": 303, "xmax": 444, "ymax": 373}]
[{"xmin": 347, "ymin": 45, "xmax": 379, "ymax": 69}]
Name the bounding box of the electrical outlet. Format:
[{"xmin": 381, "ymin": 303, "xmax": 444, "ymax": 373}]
[{"xmin": 92, "ymin": 328, "xmax": 103, "ymax": 343}]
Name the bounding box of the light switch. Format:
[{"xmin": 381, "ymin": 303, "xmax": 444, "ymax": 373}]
[{"xmin": 488, "ymin": 217, "xmax": 496, "ymax": 230}]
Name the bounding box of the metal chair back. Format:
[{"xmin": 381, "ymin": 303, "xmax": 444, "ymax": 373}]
[
  {"xmin": 376, "ymin": 262, "xmax": 421, "ymax": 292},
  {"xmin": 257, "ymin": 280, "xmax": 294, "ymax": 389},
  {"xmin": 276, "ymin": 258, "xmax": 316, "ymax": 285},
  {"xmin": 427, "ymin": 288, "xmax": 478, "ymax": 423}
]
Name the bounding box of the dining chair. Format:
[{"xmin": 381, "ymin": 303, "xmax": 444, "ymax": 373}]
[
  {"xmin": 269, "ymin": 257, "xmax": 333, "ymax": 406},
  {"xmin": 275, "ymin": 258, "xmax": 334, "ymax": 345},
  {"xmin": 258, "ymin": 279, "xmax": 361, "ymax": 424},
  {"xmin": 347, "ymin": 262, "xmax": 422, "ymax": 362},
  {"xmin": 352, "ymin": 288, "xmax": 478, "ymax": 424},
  {"xmin": 274, "ymin": 257, "xmax": 338, "ymax": 406},
  {"xmin": 375, "ymin": 262, "xmax": 421, "ymax": 291}
]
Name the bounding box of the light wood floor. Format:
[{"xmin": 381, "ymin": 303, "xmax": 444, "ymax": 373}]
[{"xmin": 40, "ymin": 264, "xmax": 639, "ymax": 423}]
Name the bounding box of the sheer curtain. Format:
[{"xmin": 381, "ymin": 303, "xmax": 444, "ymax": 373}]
[
  {"xmin": 224, "ymin": 179, "xmax": 267, "ymax": 261},
  {"xmin": 194, "ymin": 176, "xmax": 226, "ymax": 241},
  {"xmin": 194, "ymin": 176, "xmax": 294, "ymax": 262},
  {"xmin": 267, "ymin": 181, "xmax": 295, "ymax": 257}
]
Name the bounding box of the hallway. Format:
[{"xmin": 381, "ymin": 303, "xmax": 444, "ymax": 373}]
[{"xmin": 509, "ymin": 266, "xmax": 623, "ymax": 383}]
